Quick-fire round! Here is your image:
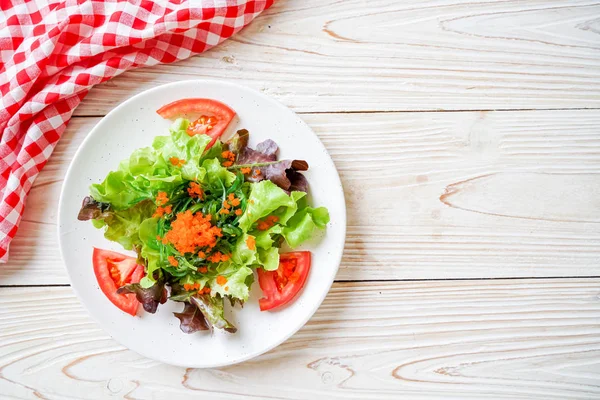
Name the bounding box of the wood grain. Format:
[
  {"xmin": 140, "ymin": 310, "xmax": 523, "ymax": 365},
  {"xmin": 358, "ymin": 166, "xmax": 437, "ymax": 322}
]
[
  {"xmin": 72, "ymin": 0, "xmax": 600, "ymax": 115},
  {"xmin": 2, "ymin": 110, "xmax": 599, "ymax": 285},
  {"xmin": 1, "ymin": 279, "xmax": 599, "ymax": 399}
]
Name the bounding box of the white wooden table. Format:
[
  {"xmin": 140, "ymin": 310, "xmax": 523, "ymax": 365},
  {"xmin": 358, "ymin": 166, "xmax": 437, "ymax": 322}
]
[{"xmin": 2, "ymin": 1, "xmax": 600, "ymax": 398}]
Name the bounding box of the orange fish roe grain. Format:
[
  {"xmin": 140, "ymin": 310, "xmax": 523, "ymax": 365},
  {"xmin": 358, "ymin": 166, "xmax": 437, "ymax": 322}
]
[
  {"xmin": 153, "ymin": 205, "xmax": 172, "ymax": 218},
  {"xmin": 153, "ymin": 206, "xmax": 166, "ymax": 218},
  {"xmin": 221, "ymin": 150, "xmax": 235, "ymax": 168},
  {"xmin": 257, "ymin": 215, "xmax": 280, "ymax": 231},
  {"xmin": 156, "ymin": 191, "xmax": 169, "ymax": 206},
  {"xmin": 198, "ymin": 267, "xmax": 208, "ymax": 274},
  {"xmin": 240, "ymin": 167, "xmax": 251, "ymax": 175},
  {"xmin": 183, "ymin": 283, "xmax": 202, "ymax": 291},
  {"xmin": 207, "ymin": 252, "xmax": 230, "ymax": 263},
  {"xmin": 219, "ymin": 208, "xmax": 230, "ymax": 215},
  {"xmin": 235, "ymin": 209, "xmax": 243, "ymax": 216},
  {"xmin": 163, "ymin": 210, "xmax": 222, "ymax": 254},
  {"xmin": 221, "ymin": 151, "xmax": 235, "ymax": 163},
  {"xmin": 222, "ymin": 200, "xmax": 231, "ymax": 209},
  {"xmin": 230, "ymin": 197, "xmax": 240, "ymax": 207},
  {"xmin": 228, "ymin": 193, "xmax": 235, "ymax": 201},
  {"xmin": 246, "ymin": 235, "xmax": 256, "ymax": 251},
  {"xmin": 187, "ymin": 182, "xmax": 203, "ymax": 199},
  {"xmin": 169, "ymin": 157, "xmax": 186, "ymax": 167},
  {"xmin": 168, "ymin": 256, "xmax": 178, "ymax": 267},
  {"xmin": 224, "ymin": 286, "xmax": 229, "ymax": 292},
  {"xmin": 216, "ymin": 275, "xmax": 228, "ymax": 286}
]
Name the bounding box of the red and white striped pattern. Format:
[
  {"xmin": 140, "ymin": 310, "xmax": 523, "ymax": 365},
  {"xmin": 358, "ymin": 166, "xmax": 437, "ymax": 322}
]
[{"xmin": 0, "ymin": 0, "xmax": 273, "ymax": 262}]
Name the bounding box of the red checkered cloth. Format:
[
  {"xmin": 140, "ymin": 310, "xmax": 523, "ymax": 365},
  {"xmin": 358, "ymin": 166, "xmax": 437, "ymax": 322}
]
[{"xmin": 0, "ymin": 0, "xmax": 273, "ymax": 262}]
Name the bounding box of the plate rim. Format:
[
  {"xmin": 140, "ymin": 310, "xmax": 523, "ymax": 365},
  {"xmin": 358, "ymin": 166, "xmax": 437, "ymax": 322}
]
[{"xmin": 57, "ymin": 79, "xmax": 347, "ymax": 368}]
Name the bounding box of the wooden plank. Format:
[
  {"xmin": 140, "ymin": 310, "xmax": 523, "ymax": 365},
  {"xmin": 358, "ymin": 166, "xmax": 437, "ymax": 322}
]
[
  {"xmin": 73, "ymin": 0, "xmax": 600, "ymax": 116},
  {"xmin": 2, "ymin": 110, "xmax": 599, "ymax": 285},
  {"xmin": 1, "ymin": 279, "xmax": 599, "ymax": 399}
]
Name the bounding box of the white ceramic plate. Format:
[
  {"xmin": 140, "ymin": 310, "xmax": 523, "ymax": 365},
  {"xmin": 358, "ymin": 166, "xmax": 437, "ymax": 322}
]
[{"xmin": 58, "ymin": 80, "xmax": 346, "ymax": 368}]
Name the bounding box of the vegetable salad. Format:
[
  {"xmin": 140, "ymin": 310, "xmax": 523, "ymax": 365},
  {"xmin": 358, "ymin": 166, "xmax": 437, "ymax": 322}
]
[{"xmin": 78, "ymin": 100, "xmax": 329, "ymax": 334}]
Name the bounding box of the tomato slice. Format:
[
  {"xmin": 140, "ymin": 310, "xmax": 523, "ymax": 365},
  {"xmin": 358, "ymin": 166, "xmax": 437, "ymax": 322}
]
[
  {"xmin": 257, "ymin": 252, "xmax": 311, "ymax": 311},
  {"xmin": 156, "ymin": 98, "xmax": 235, "ymax": 149},
  {"xmin": 92, "ymin": 248, "xmax": 144, "ymax": 316},
  {"xmin": 131, "ymin": 264, "xmax": 145, "ymax": 284}
]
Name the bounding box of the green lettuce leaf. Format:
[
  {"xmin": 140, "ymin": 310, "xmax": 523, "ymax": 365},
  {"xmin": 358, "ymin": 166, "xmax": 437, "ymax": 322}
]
[
  {"xmin": 209, "ymin": 262, "xmax": 254, "ymax": 301},
  {"xmin": 252, "ymin": 225, "xmax": 282, "ymax": 250},
  {"xmin": 90, "ymin": 119, "xmax": 216, "ymax": 209},
  {"xmin": 152, "ymin": 118, "xmax": 211, "ymax": 182},
  {"xmin": 231, "ymin": 234, "xmax": 258, "ymax": 267},
  {"xmin": 257, "ymin": 246, "xmax": 280, "ymax": 271},
  {"xmin": 230, "ymin": 233, "xmax": 280, "ymax": 271},
  {"xmin": 272, "ymin": 191, "xmax": 306, "ymax": 225},
  {"xmin": 282, "ymin": 206, "xmax": 330, "ymax": 248},
  {"xmin": 238, "ymin": 180, "xmax": 296, "ymax": 231},
  {"xmin": 138, "ymin": 217, "xmax": 162, "ymax": 287},
  {"xmin": 202, "ymin": 139, "xmax": 224, "ymax": 162},
  {"xmin": 89, "ymin": 170, "xmax": 154, "ymax": 210},
  {"xmin": 78, "ymin": 198, "xmax": 155, "ymax": 251},
  {"xmin": 201, "ymin": 158, "xmax": 236, "ymax": 188}
]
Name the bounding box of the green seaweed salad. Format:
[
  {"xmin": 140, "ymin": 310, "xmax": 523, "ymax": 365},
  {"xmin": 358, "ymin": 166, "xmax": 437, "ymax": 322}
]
[{"xmin": 78, "ymin": 118, "xmax": 329, "ymax": 333}]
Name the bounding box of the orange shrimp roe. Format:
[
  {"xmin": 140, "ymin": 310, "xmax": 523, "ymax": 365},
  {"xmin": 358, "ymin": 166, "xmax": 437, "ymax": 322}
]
[
  {"xmin": 257, "ymin": 215, "xmax": 279, "ymax": 231},
  {"xmin": 187, "ymin": 182, "xmax": 203, "ymax": 199},
  {"xmin": 153, "ymin": 205, "xmax": 172, "ymax": 218},
  {"xmin": 235, "ymin": 209, "xmax": 243, "ymax": 216},
  {"xmin": 216, "ymin": 275, "xmax": 228, "ymax": 286},
  {"xmin": 156, "ymin": 191, "xmax": 169, "ymax": 206},
  {"xmin": 183, "ymin": 282, "xmax": 200, "ymax": 291},
  {"xmin": 221, "ymin": 151, "xmax": 235, "ymax": 167},
  {"xmin": 228, "ymin": 193, "xmax": 241, "ymax": 207},
  {"xmin": 168, "ymin": 256, "xmax": 178, "ymax": 267},
  {"xmin": 207, "ymin": 252, "xmax": 230, "ymax": 263},
  {"xmin": 246, "ymin": 235, "xmax": 256, "ymax": 250},
  {"xmin": 220, "ymin": 193, "xmax": 242, "ymax": 215},
  {"xmin": 169, "ymin": 157, "xmax": 186, "ymax": 167},
  {"xmin": 163, "ymin": 210, "xmax": 222, "ymax": 254},
  {"xmin": 240, "ymin": 167, "xmax": 251, "ymax": 175},
  {"xmin": 198, "ymin": 267, "xmax": 208, "ymax": 274}
]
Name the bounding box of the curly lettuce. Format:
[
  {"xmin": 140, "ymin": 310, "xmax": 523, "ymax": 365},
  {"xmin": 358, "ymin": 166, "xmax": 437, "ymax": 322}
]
[{"xmin": 80, "ymin": 119, "xmax": 330, "ymax": 333}]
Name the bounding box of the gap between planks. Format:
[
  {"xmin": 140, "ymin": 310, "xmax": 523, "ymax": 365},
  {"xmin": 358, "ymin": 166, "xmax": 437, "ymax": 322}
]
[
  {"xmin": 72, "ymin": 107, "xmax": 600, "ymax": 119},
  {"xmin": 3, "ymin": 276, "xmax": 600, "ymax": 289}
]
